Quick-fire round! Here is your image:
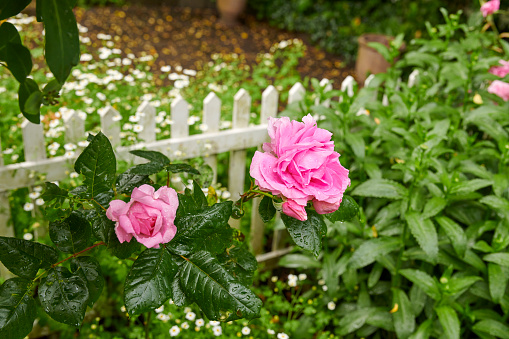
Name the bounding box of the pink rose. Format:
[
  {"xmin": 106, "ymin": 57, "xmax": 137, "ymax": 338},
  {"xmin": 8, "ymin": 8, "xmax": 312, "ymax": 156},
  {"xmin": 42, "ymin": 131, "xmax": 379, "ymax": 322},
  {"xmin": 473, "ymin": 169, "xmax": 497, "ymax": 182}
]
[
  {"xmin": 481, "ymin": 0, "xmax": 499, "ymax": 17},
  {"xmin": 488, "ymin": 80, "xmax": 509, "ymax": 101},
  {"xmin": 106, "ymin": 184, "xmax": 178, "ymax": 248},
  {"xmin": 250, "ymin": 114, "xmax": 350, "ymax": 221},
  {"xmin": 489, "ymin": 60, "xmax": 509, "ymax": 78}
]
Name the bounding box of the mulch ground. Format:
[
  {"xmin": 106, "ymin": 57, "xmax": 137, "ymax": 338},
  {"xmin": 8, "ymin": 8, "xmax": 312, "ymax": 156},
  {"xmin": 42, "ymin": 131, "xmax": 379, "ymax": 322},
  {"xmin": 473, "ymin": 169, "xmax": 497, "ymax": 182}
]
[{"xmin": 72, "ymin": 4, "xmax": 353, "ymax": 88}]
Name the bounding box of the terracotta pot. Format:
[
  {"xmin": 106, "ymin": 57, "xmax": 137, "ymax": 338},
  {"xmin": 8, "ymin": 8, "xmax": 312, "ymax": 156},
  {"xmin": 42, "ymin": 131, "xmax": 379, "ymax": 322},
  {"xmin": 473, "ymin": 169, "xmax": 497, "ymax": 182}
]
[
  {"xmin": 355, "ymin": 33, "xmax": 394, "ymax": 85},
  {"xmin": 217, "ymin": 0, "xmax": 247, "ymax": 25}
]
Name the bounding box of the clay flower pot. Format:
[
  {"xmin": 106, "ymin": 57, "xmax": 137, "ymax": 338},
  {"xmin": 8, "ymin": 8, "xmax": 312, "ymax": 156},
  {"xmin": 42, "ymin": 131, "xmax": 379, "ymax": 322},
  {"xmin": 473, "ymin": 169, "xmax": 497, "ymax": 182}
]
[
  {"xmin": 355, "ymin": 33, "xmax": 394, "ymax": 85},
  {"xmin": 217, "ymin": 0, "xmax": 247, "ymax": 25}
]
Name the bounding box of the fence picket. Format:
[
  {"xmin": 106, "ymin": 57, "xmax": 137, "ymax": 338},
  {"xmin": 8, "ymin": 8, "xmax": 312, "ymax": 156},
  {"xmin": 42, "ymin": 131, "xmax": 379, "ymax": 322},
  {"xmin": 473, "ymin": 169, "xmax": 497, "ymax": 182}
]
[
  {"xmin": 99, "ymin": 106, "xmax": 121, "ymax": 147},
  {"xmin": 63, "ymin": 111, "xmax": 85, "ymax": 145},
  {"xmin": 288, "ymin": 82, "xmax": 305, "ymax": 104},
  {"xmin": 203, "ymin": 93, "xmax": 221, "ymax": 183},
  {"xmin": 137, "ymin": 101, "xmax": 156, "ymax": 143},
  {"xmin": 22, "ymin": 120, "xmax": 46, "ymax": 162}
]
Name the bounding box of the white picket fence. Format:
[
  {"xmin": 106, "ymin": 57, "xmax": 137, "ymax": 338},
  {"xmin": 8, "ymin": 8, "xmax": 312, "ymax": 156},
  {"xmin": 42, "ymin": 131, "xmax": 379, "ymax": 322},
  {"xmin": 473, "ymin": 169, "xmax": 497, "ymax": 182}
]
[{"xmin": 0, "ymin": 75, "xmax": 369, "ymax": 277}]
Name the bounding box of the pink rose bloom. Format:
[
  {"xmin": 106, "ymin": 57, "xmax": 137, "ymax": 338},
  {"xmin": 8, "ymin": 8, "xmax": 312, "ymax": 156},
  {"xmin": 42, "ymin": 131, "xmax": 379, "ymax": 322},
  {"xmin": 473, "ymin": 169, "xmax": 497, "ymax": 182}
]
[
  {"xmin": 481, "ymin": 0, "xmax": 499, "ymax": 17},
  {"xmin": 250, "ymin": 114, "xmax": 350, "ymax": 221},
  {"xmin": 489, "ymin": 60, "xmax": 509, "ymax": 78},
  {"xmin": 488, "ymin": 80, "xmax": 509, "ymax": 101},
  {"xmin": 106, "ymin": 184, "xmax": 178, "ymax": 248}
]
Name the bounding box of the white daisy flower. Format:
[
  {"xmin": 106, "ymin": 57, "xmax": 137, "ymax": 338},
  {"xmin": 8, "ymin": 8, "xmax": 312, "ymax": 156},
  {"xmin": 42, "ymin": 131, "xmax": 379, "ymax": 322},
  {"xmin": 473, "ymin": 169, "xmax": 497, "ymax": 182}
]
[
  {"xmin": 277, "ymin": 333, "xmax": 289, "ymax": 339},
  {"xmin": 169, "ymin": 326, "xmax": 180, "ymax": 336},
  {"xmin": 35, "ymin": 198, "xmax": 45, "ymax": 206},
  {"xmin": 242, "ymin": 326, "xmax": 251, "ymax": 335},
  {"xmin": 155, "ymin": 305, "xmax": 164, "ymax": 313},
  {"xmin": 195, "ymin": 319, "xmax": 205, "ymax": 327},
  {"xmin": 23, "ymin": 203, "xmax": 34, "ymax": 211},
  {"xmin": 185, "ymin": 312, "xmax": 196, "ymax": 321},
  {"xmin": 212, "ymin": 326, "xmax": 222, "ymax": 336},
  {"xmin": 327, "ymin": 301, "xmax": 336, "ymax": 310},
  {"xmin": 29, "ymin": 192, "xmax": 40, "ymax": 199},
  {"xmin": 23, "ymin": 233, "xmax": 33, "ymax": 241}
]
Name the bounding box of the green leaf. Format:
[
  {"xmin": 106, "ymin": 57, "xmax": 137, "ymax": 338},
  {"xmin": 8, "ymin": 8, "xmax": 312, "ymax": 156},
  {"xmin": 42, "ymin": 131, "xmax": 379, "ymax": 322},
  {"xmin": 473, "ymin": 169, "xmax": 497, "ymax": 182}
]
[
  {"xmin": 1, "ymin": 43, "xmax": 32, "ymax": 83},
  {"xmin": 436, "ymin": 306, "xmax": 460, "ymax": 339},
  {"xmin": 352, "ymin": 179, "xmax": 407, "ymax": 199},
  {"xmin": 49, "ymin": 211, "xmax": 91, "ymax": 253},
  {"xmin": 435, "ymin": 216, "xmax": 467, "ymax": 257},
  {"xmin": 124, "ymin": 248, "xmax": 178, "ymax": 316},
  {"xmin": 278, "ymin": 254, "xmax": 321, "ymax": 269},
  {"xmin": 179, "ymin": 251, "xmax": 262, "ymax": 321},
  {"xmin": 421, "ymin": 197, "xmax": 447, "ymax": 219},
  {"xmin": 171, "ymin": 201, "xmax": 232, "ymax": 255},
  {"xmin": 367, "ymin": 42, "xmax": 392, "ymax": 62},
  {"xmin": 338, "ymin": 308, "xmax": 375, "ymax": 336},
  {"xmin": 74, "ymin": 132, "xmax": 116, "ymax": 208},
  {"xmin": 0, "ymin": 237, "xmax": 58, "ymax": 279},
  {"xmin": 70, "ymin": 256, "xmax": 104, "ymax": 306},
  {"xmin": 281, "ymin": 210, "xmax": 327, "ymax": 257},
  {"xmin": 115, "ymin": 169, "xmax": 151, "ymax": 195},
  {"xmin": 107, "ymin": 227, "xmax": 140, "ymax": 259},
  {"xmin": 39, "ymin": 266, "xmax": 89, "ymax": 327},
  {"xmin": 128, "ymin": 162, "xmax": 165, "ymax": 176},
  {"xmin": 405, "ymin": 212, "xmax": 438, "ymax": 261},
  {"xmin": 220, "ymin": 245, "xmax": 257, "ymax": 286},
  {"xmin": 324, "ymin": 195, "xmax": 359, "ymax": 222},
  {"xmin": 484, "ymin": 253, "xmax": 509, "ymax": 267},
  {"xmin": 258, "ymin": 196, "xmax": 276, "ymax": 223},
  {"xmin": 166, "ymin": 163, "xmax": 200, "ymax": 175},
  {"xmin": 450, "ymin": 179, "xmax": 493, "ymax": 195},
  {"xmin": 488, "ymin": 263, "xmax": 509, "ymax": 304},
  {"xmin": 41, "ymin": 0, "xmax": 80, "ymax": 83},
  {"xmin": 0, "ymin": 278, "xmax": 37, "ymax": 339},
  {"xmin": 0, "ymin": 0, "xmax": 31, "ymax": 20},
  {"xmin": 42, "ymin": 182, "xmax": 69, "ymax": 208},
  {"xmin": 349, "ymin": 238, "xmax": 401, "ymax": 269},
  {"xmin": 130, "ymin": 150, "xmax": 171, "ymax": 165},
  {"xmin": 480, "ymin": 196, "xmax": 509, "ymax": 219},
  {"xmin": 42, "ymin": 79, "xmax": 62, "ymax": 95},
  {"xmin": 84, "ymin": 208, "xmax": 114, "ymax": 243},
  {"xmin": 345, "ymin": 134, "xmax": 365, "ymax": 159},
  {"xmin": 227, "ymin": 245, "xmax": 257, "ymax": 273},
  {"xmin": 473, "ymin": 319, "xmax": 509, "ymax": 339},
  {"xmin": 408, "ymin": 319, "xmax": 432, "ymax": 339},
  {"xmin": 17, "ymin": 78, "xmax": 41, "ymax": 124},
  {"xmin": 447, "ymin": 276, "xmax": 482, "ymax": 296},
  {"xmin": 392, "ymin": 288, "xmax": 415, "ymax": 339},
  {"xmin": 399, "ymin": 269, "xmax": 441, "ymax": 300},
  {"xmin": 23, "ymin": 90, "xmax": 43, "ymax": 116}
]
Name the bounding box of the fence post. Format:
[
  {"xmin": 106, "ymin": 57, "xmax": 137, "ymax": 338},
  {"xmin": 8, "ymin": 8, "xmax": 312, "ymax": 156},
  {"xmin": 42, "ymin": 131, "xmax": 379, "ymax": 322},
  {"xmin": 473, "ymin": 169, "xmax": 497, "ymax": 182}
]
[
  {"xmin": 0, "ymin": 135, "xmax": 13, "ymax": 279},
  {"xmin": 22, "ymin": 120, "xmax": 47, "ymax": 162},
  {"xmin": 288, "ymin": 82, "xmax": 305, "ymax": 104},
  {"xmin": 137, "ymin": 101, "xmax": 156, "ymax": 144},
  {"xmin": 203, "ymin": 92, "xmax": 221, "ymax": 184},
  {"xmin": 229, "ymin": 89, "xmax": 251, "ymax": 229},
  {"xmin": 99, "ymin": 106, "xmax": 121, "ymax": 147},
  {"xmin": 170, "ymin": 96, "xmax": 190, "ymax": 191},
  {"xmin": 63, "ymin": 110, "xmax": 85, "ymax": 146},
  {"xmin": 250, "ymin": 85, "xmax": 278, "ymax": 255}
]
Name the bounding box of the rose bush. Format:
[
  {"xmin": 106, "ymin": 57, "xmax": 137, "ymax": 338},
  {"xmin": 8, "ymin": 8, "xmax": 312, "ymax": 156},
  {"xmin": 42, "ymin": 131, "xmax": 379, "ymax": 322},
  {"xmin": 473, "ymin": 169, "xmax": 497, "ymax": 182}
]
[
  {"xmin": 106, "ymin": 184, "xmax": 178, "ymax": 248},
  {"xmin": 250, "ymin": 114, "xmax": 350, "ymax": 221}
]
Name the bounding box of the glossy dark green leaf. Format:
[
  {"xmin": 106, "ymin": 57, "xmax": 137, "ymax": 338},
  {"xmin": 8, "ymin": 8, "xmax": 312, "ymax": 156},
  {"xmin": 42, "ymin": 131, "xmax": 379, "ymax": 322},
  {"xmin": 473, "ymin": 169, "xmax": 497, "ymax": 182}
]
[
  {"xmin": 473, "ymin": 319, "xmax": 509, "ymax": 339},
  {"xmin": 450, "ymin": 179, "xmax": 493, "ymax": 195},
  {"xmin": 41, "ymin": 0, "xmax": 80, "ymax": 83},
  {"xmin": 349, "ymin": 237, "xmax": 401, "ymax": 269},
  {"xmin": 435, "ymin": 216, "xmax": 467, "ymax": 257},
  {"xmin": 422, "ymin": 196, "xmax": 447, "ymax": 219},
  {"xmin": 202, "ymin": 224, "xmax": 234, "ymax": 255},
  {"xmin": 227, "ymin": 245, "xmax": 257, "ymax": 273},
  {"xmin": 170, "ymin": 271, "xmax": 188, "ymax": 306},
  {"xmin": 74, "ymin": 132, "xmax": 116, "ymax": 207},
  {"xmin": 39, "ymin": 266, "xmax": 89, "ymax": 327},
  {"xmin": 447, "ymin": 276, "xmax": 482, "ymax": 296},
  {"xmin": 23, "ymin": 90, "xmax": 43, "ymax": 116},
  {"xmin": 352, "ymin": 179, "xmax": 408, "ymax": 199},
  {"xmin": 0, "ymin": 278, "xmax": 36, "ymax": 339},
  {"xmin": 408, "ymin": 319, "xmax": 432, "ymax": 339},
  {"xmin": 338, "ymin": 308, "xmax": 376, "ymax": 336},
  {"xmin": 258, "ymin": 196, "xmax": 276, "ymax": 223},
  {"xmin": 170, "ymin": 201, "xmax": 232, "ymax": 255},
  {"xmin": 195, "ymin": 164, "xmax": 214, "ymax": 187},
  {"xmin": 1, "ymin": 43, "xmax": 32, "ymax": 83},
  {"xmin": 70, "ymin": 256, "xmax": 104, "ymax": 306},
  {"xmin": 0, "ymin": 0, "xmax": 31, "ymax": 20},
  {"xmin": 42, "ymin": 182, "xmax": 69, "ymax": 208},
  {"xmin": 115, "ymin": 169, "xmax": 151, "ymax": 194},
  {"xmin": 84, "ymin": 208, "xmax": 114, "ymax": 243},
  {"xmin": 166, "ymin": 163, "xmax": 200, "ymax": 175},
  {"xmin": 436, "ymin": 306, "xmax": 459, "ymax": 339},
  {"xmin": 130, "ymin": 150, "xmax": 171, "ymax": 164},
  {"xmin": 42, "ymin": 79, "xmax": 62, "ymax": 94},
  {"xmin": 179, "ymin": 251, "xmax": 262, "ymax": 321},
  {"xmin": 0, "ymin": 23, "xmax": 21, "ymax": 48},
  {"xmin": 107, "ymin": 229, "xmax": 140, "ymax": 259},
  {"xmin": 324, "ymin": 195, "xmax": 359, "ymax": 222},
  {"xmin": 124, "ymin": 248, "xmax": 177, "ymax": 316},
  {"xmin": 399, "ymin": 269, "xmax": 441, "ymax": 300},
  {"xmin": 488, "ymin": 263, "xmax": 509, "ymax": 304},
  {"xmin": 49, "ymin": 211, "xmax": 91, "ymax": 253},
  {"xmin": 282, "ymin": 210, "xmax": 327, "ymax": 257},
  {"xmin": 129, "ymin": 162, "xmax": 165, "ymax": 176},
  {"xmin": 405, "ymin": 212, "xmax": 438, "ymax": 262},
  {"xmin": 17, "ymin": 78, "xmax": 41, "ymax": 124},
  {"xmin": 392, "ymin": 288, "xmax": 415, "ymax": 339},
  {"xmin": 0, "ymin": 237, "xmax": 58, "ymax": 279}
]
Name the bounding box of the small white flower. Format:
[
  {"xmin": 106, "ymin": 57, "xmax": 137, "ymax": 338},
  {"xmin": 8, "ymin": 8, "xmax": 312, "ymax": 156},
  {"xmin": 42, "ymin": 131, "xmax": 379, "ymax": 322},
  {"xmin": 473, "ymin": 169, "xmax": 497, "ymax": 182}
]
[
  {"xmin": 267, "ymin": 329, "xmax": 275, "ymax": 335},
  {"xmin": 129, "ymin": 115, "xmax": 140, "ymax": 123},
  {"xmin": 327, "ymin": 301, "xmax": 336, "ymax": 310},
  {"xmin": 221, "ymin": 191, "xmax": 231, "ymax": 199},
  {"xmin": 161, "ymin": 65, "xmax": 171, "ymax": 72},
  {"xmin": 156, "ymin": 313, "xmax": 169, "ymax": 321},
  {"xmin": 96, "ymin": 92, "xmax": 106, "ymax": 101},
  {"xmin": 35, "ymin": 198, "xmax": 45, "ymax": 206},
  {"xmin": 209, "ymin": 321, "xmax": 220, "ymax": 326},
  {"xmin": 169, "ymin": 325, "xmax": 180, "ymax": 336},
  {"xmin": 29, "ymin": 192, "xmax": 40, "ymax": 199},
  {"xmin": 23, "ymin": 203, "xmax": 34, "ymax": 211},
  {"xmin": 298, "ymin": 274, "xmax": 307, "ymax": 281},
  {"xmin": 65, "ymin": 151, "xmax": 75, "ymax": 158},
  {"xmin": 23, "ymin": 233, "xmax": 33, "ymax": 241},
  {"xmin": 322, "ymin": 285, "xmax": 328, "ymax": 291},
  {"xmin": 271, "ymin": 276, "xmax": 278, "ymax": 283},
  {"xmin": 133, "ymin": 125, "xmax": 144, "ymax": 133},
  {"xmin": 183, "ymin": 69, "xmax": 197, "ymax": 76},
  {"xmin": 277, "ymin": 333, "xmax": 289, "ymax": 339},
  {"xmin": 185, "ymin": 312, "xmax": 196, "ymax": 321},
  {"xmin": 288, "ymin": 280, "xmax": 297, "ymax": 287},
  {"xmin": 33, "ymin": 186, "xmax": 43, "ymax": 192},
  {"xmin": 70, "ymin": 172, "xmax": 79, "ymax": 179},
  {"xmin": 181, "ymin": 322, "xmax": 190, "ymax": 329},
  {"xmin": 195, "ymin": 319, "xmax": 205, "ymax": 327},
  {"xmin": 242, "ymin": 326, "xmax": 251, "ymax": 335},
  {"xmin": 120, "ymin": 306, "xmax": 126, "ymax": 312},
  {"xmin": 184, "ymin": 307, "xmax": 192, "ymax": 313},
  {"xmin": 212, "ymin": 326, "xmax": 222, "ymax": 336},
  {"xmin": 155, "ymin": 305, "xmax": 164, "ymax": 313},
  {"xmin": 78, "ymin": 140, "xmax": 90, "ymax": 148}
]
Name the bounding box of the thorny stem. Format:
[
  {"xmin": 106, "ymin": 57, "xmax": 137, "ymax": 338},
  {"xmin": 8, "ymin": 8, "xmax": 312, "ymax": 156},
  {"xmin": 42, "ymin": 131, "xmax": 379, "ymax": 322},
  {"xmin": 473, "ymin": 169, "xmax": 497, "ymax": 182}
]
[{"xmin": 144, "ymin": 312, "xmax": 151, "ymax": 339}]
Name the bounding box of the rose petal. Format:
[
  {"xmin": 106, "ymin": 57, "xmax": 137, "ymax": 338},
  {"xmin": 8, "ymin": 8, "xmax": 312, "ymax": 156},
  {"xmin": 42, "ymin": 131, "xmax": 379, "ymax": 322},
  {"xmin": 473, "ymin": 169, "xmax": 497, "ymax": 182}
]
[{"xmin": 282, "ymin": 200, "xmax": 307, "ymax": 221}]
